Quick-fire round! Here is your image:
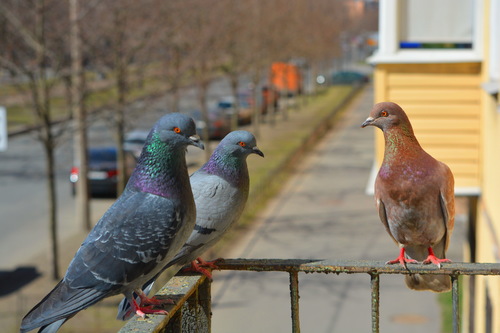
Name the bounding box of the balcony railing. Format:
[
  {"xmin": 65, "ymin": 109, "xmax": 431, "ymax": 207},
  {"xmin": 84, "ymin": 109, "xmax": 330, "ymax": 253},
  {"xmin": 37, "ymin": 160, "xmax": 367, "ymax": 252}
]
[{"xmin": 118, "ymin": 259, "xmax": 500, "ymax": 333}]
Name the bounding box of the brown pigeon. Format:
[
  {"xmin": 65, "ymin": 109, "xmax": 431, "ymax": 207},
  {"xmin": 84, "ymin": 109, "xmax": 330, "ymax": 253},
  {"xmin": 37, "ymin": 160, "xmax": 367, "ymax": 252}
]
[{"xmin": 362, "ymin": 102, "xmax": 455, "ymax": 292}]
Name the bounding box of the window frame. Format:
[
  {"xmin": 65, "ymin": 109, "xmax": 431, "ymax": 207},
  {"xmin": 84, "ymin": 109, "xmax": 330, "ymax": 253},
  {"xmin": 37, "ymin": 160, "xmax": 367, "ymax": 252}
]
[{"xmin": 369, "ymin": 0, "xmax": 483, "ymax": 64}]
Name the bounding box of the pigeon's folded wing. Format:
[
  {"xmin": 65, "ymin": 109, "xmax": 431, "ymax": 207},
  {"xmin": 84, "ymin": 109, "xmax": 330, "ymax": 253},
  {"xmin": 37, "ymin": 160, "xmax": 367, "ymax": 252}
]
[{"xmin": 67, "ymin": 190, "xmax": 183, "ymax": 290}]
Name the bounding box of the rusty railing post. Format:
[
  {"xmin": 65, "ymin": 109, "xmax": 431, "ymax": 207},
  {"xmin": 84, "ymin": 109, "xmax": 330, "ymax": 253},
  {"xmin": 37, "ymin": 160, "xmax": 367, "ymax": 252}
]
[
  {"xmin": 452, "ymin": 274, "xmax": 460, "ymax": 333},
  {"xmin": 370, "ymin": 272, "xmax": 380, "ymax": 333},
  {"xmin": 289, "ymin": 271, "xmax": 301, "ymax": 333}
]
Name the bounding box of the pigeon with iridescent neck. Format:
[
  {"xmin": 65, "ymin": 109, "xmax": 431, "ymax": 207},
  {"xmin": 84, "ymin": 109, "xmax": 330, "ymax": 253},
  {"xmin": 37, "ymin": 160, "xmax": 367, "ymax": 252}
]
[
  {"xmin": 117, "ymin": 130, "xmax": 264, "ymax": 321},
  {"xmin": 21, "ymin": 113, "xmax": 204, "ymax": 333},
  {"xmin": 362, "ymin": 102, "xmax": 455, "ymax": 292}
]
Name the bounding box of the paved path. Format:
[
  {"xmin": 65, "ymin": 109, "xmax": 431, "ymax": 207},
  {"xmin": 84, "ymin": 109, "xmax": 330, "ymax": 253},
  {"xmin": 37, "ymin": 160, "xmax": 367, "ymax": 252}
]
[{"xmin": 210, "ymin": 85, "xmax": 465, "ymax": 333}]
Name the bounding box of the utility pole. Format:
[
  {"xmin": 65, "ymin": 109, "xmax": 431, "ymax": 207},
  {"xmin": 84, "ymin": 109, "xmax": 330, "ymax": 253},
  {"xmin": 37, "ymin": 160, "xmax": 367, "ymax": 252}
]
[{"xmin": 70, "ymin": 0, "xmax": 91, "ymax": 231}]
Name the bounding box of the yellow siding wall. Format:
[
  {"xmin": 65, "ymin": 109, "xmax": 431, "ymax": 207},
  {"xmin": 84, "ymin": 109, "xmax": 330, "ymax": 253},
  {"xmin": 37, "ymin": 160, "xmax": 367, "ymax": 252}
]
[
  {"xmin": 373, "ymin": 63, "xmax": 482, "ymax": 190},
  {"xmin": 474, "ymin": 91, "xmax": 500, "ymax": 332}
]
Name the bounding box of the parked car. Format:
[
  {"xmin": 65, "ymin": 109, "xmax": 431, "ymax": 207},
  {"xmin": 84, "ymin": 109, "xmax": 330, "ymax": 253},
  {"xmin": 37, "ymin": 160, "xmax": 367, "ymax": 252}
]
[
  {"xmin": 124, "ymin": 129, "xmax": 150, "ymax": 159},
  {"xmin": 70, "ymin": 147, "xmax": 137, "ymax": 197},
  {"xmin": 217, "ymin": 91, "xmax": 255, "ymax": 125},
  {"xmin": 187, "ymin": 108, "xmax": 231, "ymax": 140},
  {"xmin": 331, "ymin": 71, "xmax": 370, "ymax": 85}
]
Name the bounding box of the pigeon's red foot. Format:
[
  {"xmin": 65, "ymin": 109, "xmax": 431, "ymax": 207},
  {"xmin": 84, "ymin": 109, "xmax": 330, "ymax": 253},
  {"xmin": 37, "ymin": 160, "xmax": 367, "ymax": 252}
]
[
  {"xmin": 422, "ymin": 247, "xmax": 451, "ymax": 268},
  {"xmin": 182, "ymin": 257, "xmax": 222, "ymax": 280},
  {"xmin": 131, "ymin": 298, "xmax": 169, "ymax": 318},
  {"xmin": 386, "ymin": 248, "xmax": 418, "ymax": 267},
  {"xmin": 131, "ymin": 290, "xmax": 174, "ymax": 318}
]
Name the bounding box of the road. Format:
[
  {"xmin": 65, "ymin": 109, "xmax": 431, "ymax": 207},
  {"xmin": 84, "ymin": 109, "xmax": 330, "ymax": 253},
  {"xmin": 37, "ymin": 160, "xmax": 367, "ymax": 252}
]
[{"xmin": 0, "ymin": 77, "xmax": 243, "ymax": 270}]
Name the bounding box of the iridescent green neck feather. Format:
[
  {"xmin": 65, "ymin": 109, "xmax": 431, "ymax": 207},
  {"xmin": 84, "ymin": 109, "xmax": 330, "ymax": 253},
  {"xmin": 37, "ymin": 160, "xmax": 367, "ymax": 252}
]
[
  {"xmin": 202, "ymin": 148, "xmax": 249, "ymax": 190},
  {"xmin": 127, "ymin": 132, "xmax": 191, "ymax": 198}
]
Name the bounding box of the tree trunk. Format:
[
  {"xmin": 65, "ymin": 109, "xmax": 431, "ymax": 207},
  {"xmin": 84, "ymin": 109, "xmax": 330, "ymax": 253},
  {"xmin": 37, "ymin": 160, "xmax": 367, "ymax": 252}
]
[
  {"xmin": 45, "ymin": 138, "xmax": 60, "ymax": 280},
  {"xmin": 41, "ymin": 77, "xmax": 60, "ymax": 281},
  {"xmin": 198, "ymin": 80, "xmax": 211, "ymax": 161},
  {"xmin": 70, "ymin": 0, "xmax": 91, "ymax": 231},
  {"xmin": 114, "ymin": 7, "xmax": 128, "ymax": 196},
  {"xmin": 116, "ymin": 74, "xmax": 127, "ymax": 195},
  {"xmin": 251, "ymin": 71, "xmax": 261, "ymax": 138},
  {"xmin": 229, "ymin": 73, "xmax": 240, "ymax": 132},
  {"xmin": 169, "ymin": 47, "xmax": 182, "ymax": 114},
  {"xmin": 34, "ymin": 0, "xmax": 60, "ymax": 281}
]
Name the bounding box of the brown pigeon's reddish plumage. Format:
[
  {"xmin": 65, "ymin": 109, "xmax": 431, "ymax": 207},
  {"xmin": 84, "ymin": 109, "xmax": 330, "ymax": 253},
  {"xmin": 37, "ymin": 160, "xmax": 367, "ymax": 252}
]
[{"xmin": 362, "ymin": 102, "xmax": 455, "ymax": 292}]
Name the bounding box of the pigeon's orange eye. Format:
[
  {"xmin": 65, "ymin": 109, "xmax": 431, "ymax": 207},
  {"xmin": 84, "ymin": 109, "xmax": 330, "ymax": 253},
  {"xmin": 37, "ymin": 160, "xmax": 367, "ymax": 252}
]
[
  {"xmin": 238, "ymin": 141, "xmax": 246, "ymax": 147},
  {"xmin": 380, "ymin": 110, "xmax": 388, "ymax": 117},
  {"xmin": 173, "ymin": 127, "xmax": 181, "ymax": 133}
]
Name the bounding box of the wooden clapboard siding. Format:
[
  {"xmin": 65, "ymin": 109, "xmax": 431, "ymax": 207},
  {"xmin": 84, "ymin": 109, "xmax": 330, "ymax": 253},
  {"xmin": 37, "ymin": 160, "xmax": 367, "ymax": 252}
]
[
  {"xmin": 425, "ymin": 148, "xmax": 478, "ymax": 161},
  {"xmin": 388, "ymin": 73, "xmax": 481, "ymax": 87},
  {"xmin": 389, "ymin": 88, "xmax": 481, "ymax": 103},
  {"xmin": 401, "ymin": 103, "xmax": 480, "ymax": 117},
  {"xmin": 418, "ymin": 134, "xmax": 480, "ymax": 146},
  {"xmin": 444, "ymin": 162, "xmax": 480, "ymax": 176},
  {"xmin": 410, "ymin": 119, "xmax": 480, "ymax": 132},
  {"xmin": 373, "ymin": 63, "xmax": 482, "ymax": 191}
]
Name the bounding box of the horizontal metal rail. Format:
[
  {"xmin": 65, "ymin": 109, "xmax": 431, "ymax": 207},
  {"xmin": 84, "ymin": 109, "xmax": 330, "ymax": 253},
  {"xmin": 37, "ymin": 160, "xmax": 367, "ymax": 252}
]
[
  {"xmin": 215, "ymin": 258, "xmax": 500, "ymax": 275},
  {"xmin": 120, "ymin": 259, "xmax": 500, "ymax": 333}
]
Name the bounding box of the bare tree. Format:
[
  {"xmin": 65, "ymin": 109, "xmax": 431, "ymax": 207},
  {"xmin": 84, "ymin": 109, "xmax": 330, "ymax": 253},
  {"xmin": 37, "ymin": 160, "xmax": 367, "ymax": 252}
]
[
  {"xmin": 0, "ymin": 0, "xmax": 71, "ymax": 280},
  {"xmin": 218, "ymin": 0, "xmax": 251, "ymax": 132},
  {"xmin": 88, "ymin": 0, "xmax": 158, "ymax": 194},
  {"xmin": 184, "ymin": 0, "xmax": 225, "ymax": 160},
  {"xmin": 155, "ymin": 1, "xmax": 193, "ymax": 114}
]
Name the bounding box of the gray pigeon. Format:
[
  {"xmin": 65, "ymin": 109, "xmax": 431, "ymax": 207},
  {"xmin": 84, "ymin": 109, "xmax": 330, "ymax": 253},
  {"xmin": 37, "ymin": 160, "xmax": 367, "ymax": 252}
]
[
  {"xmin": 20, "ymin": 113, "xmax": 204, "ymax": 333},
  {"xmin": 117, "ymin": 130, "xmax": 264, "ymax": 321}
]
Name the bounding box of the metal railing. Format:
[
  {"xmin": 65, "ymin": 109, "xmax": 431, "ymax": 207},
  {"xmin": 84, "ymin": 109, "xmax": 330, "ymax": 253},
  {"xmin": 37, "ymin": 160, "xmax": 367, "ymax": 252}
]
[{"xmin": 119, "ymin": 259, "xmax": 500, "ymax": 333}]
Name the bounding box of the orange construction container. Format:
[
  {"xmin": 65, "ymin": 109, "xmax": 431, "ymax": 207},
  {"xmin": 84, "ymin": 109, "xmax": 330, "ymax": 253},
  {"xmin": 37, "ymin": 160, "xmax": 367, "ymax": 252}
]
[{"xmin": 270, "ymin": 62, "xmax": 302, "ymax": 96}]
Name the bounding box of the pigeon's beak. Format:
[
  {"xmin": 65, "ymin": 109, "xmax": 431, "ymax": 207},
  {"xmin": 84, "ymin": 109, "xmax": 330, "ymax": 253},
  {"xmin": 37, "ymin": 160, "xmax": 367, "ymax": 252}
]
[
  {"xmin": 189, "ymin": 135, "xmax": 205, "ymax": 150},
  {"xmin": 252, "ymin": 146, "xmax": 264, "ymax": 157},
  {"xmin": 361, "ymin": 117, "xmax": 374, "ymax": 128}
]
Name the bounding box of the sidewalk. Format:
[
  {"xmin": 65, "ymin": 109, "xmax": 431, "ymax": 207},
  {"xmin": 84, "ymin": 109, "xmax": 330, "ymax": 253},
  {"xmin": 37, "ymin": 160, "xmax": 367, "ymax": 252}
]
[{"xmin": 210, "ymin": 85, "xmax": 465, "ymax": 332}]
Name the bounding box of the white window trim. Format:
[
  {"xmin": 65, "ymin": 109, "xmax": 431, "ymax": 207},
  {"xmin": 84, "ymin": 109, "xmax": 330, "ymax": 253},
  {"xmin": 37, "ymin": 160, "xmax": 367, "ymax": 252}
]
[
  {"xmin": 481, "ymin": 0, "xmax": 499, "ymax": 112},
  {"xmin": 489, "ymin": 0, "xmax": 499, "ymax": 81},
  {"xmin": 368, "ymin": 0, "xmax": 483, "ymax": 64}
]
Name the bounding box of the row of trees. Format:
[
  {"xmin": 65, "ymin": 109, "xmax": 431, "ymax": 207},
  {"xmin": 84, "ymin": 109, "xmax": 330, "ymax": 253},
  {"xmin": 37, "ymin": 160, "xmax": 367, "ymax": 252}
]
[{"xmin": 0, "ymin": 0, "xmax": 377, "ymax": 279}]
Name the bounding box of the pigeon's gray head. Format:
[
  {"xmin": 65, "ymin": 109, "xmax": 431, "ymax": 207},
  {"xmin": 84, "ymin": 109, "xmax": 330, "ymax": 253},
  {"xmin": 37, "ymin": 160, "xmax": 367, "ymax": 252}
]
[
  {"xmin": 150, "ymin": 113, "xmax": 204, "ymax": 150},
  {"xmin": 361, "ymin": 102, "xmax": 412, "ymax": 133},
  {"xmin": 129, "ymin": 113, "xmax": 204, "ymax": 196},
  {"xmin": 202, "ymin": 130, "xmax": 263, "ymax": 185},
  {"xmin": 218, "ymin": 130, "xmax": 264, "ymax": 158}
]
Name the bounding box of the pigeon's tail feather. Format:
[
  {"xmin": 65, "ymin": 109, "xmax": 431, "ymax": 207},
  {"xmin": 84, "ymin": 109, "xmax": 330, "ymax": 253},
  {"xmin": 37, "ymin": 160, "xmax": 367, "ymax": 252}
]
[
  {"xmin": 21, "ymin": 281, "xmax": 107, "ymax": 332},
  {"xmin": 404, "ymin": 240, "xmax": 451, "ymax": 293},
  {"xmin": 36, "ymin": 319, "xmax": 66, "ymax": 333},
  {"xmin": 405, "ymin": 273, "xmax": 451, "ymax": 292}
]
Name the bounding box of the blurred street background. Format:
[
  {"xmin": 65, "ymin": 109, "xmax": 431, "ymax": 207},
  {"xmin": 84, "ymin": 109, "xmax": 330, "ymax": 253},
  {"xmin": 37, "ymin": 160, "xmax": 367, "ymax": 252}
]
[{"xmin": 0, "ymin": 1, "xmax": 436, "ymax": 332}]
